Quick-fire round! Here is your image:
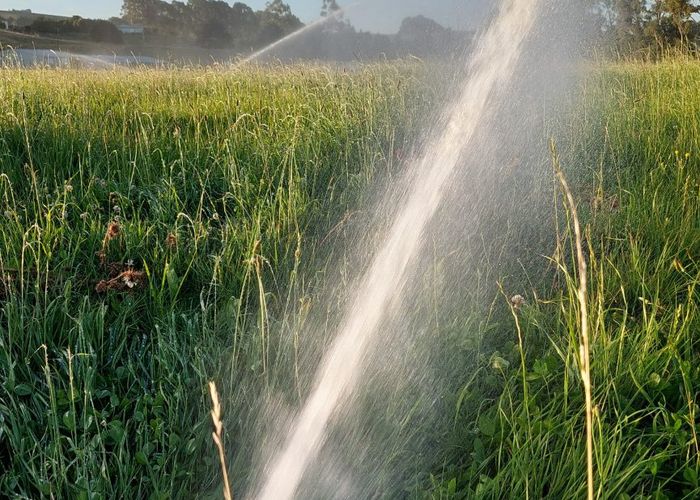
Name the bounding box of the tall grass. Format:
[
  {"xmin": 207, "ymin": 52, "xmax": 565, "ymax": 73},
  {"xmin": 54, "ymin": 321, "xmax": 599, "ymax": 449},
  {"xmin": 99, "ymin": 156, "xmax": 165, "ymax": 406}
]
[
  {"xmin": 0, "ymin": 58, "xmax": 698, "ymax": 499},
  {"xmin": 429, "ymin": 59, "xmax": 700, "ymax": 498},
  {"xmin": 0, "ymin": 63, "xmax": 429, "ymax": 498}
]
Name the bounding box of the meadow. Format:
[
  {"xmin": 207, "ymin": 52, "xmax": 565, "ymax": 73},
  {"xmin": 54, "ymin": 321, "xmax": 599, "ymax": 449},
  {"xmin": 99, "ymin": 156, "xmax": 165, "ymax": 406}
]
[{"xmin": 0, "ymin": 57, "xmax": 698, "ymax": 498}]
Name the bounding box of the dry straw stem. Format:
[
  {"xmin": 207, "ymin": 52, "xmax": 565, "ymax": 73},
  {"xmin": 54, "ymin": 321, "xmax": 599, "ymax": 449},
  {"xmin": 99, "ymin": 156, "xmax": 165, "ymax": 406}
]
[
  {"xmin": 209, "ymin": 381, "xmax": 233, "ymax": 500},
  {"xmin": 97, "ymin": 221, "xmax": 121, "ymax": 265},
  {"xmin": 553, "ymin": 147, "xmax": 594, "ymax": 500}
]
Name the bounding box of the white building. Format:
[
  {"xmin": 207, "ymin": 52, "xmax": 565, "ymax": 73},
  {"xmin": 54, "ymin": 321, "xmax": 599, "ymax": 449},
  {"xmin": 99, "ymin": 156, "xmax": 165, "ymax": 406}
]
[{"xmin": 117, "ymin": 24, "xmax": 144, "ymax": 35}]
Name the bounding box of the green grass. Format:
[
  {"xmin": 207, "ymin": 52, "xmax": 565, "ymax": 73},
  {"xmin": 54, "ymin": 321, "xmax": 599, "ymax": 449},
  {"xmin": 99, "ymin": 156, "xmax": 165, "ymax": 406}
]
[
  {"xmin": 428, "ymin": 58, "xmax": 700, "ymax": 498},
  {"xmin": 0, "ymin": 63, "xmax": 429, "ymax": 498},
  {"xmin": 0, "ymin": 58, "xmax": 698, "ymax": 499}
]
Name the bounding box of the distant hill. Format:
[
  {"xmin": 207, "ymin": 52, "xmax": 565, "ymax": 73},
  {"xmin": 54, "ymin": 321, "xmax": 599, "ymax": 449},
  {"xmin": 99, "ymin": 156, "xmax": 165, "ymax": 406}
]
[
  {"xmin": 0, "ymin": 28, "xmax": 109, "ymax": 53},
  {"xmin": 0, "ymin": 9, "xmax": 69, "ymax": 28}
]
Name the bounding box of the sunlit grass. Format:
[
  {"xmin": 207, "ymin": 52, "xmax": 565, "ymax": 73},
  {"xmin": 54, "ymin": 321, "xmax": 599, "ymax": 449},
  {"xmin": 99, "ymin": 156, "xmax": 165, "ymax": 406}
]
[
  {"xmin": 0, "ymin": 58, "xmax": 698, "ymax": 499},
  {"xmin": 0, "ymin": 62, "xmax": 429, "ymax": 497},
  {"xmin": 429, "ymin": 59, "xmax": 700, "ymax": 498}
]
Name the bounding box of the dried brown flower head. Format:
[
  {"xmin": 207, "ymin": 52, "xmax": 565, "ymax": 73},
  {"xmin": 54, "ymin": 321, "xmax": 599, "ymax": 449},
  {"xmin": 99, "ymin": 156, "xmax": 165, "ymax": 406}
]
[
  {"xmin": 95, "ymin": 269, "xmax": 146, "ymax": 294},
  {"xmin": 166, "ymin": 233, "xmax": 178, "ymax": 249},
  {"xmin": 122, "ymin": 269, "xmax": 144, "ymax": 289},
  {"xmin": 107, "ymin": 221, "xmax": 120, "ymax": 239},
  {"xmin": 96, "ymin": 250, "xmax": 106, "ymax": 265},
  {"xmin": 98, "ymin": 221, "xmax": 122, "ymax": 266},
  {"xmin": 95, "ymin": 280, "xmax": 108, "ymax": 293}
]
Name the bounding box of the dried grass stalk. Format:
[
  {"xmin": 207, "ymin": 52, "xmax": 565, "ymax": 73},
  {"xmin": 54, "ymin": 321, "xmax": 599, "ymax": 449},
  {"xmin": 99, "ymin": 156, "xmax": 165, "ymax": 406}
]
[{"xmin": 209, "ymin": 381, "xmax": 232, "ymax": 500}]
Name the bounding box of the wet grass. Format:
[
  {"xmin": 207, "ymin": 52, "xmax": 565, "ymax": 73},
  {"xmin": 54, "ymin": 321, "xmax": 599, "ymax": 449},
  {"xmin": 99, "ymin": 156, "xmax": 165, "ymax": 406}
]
[
  {"xmin": 429, "ymin": 58, "xmax": 700, "ymax": 498},
  {"xmin": 0, "ymin": 57, "xmax": 698, "ymax": 499}
]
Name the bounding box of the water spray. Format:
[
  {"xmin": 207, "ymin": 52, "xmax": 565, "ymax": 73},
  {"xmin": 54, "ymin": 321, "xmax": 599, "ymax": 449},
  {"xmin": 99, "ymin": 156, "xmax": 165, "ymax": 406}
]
[
  {"xmin": 234, "ymin": 3, "xmax": 359, "ymax": 67},
  {"xmin": 253, "ymin": 0, "xmax": 541, "ymax": 498}
]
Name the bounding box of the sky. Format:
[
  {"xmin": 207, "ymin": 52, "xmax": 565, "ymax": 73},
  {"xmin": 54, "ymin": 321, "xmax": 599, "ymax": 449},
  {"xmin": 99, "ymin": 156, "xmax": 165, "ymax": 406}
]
[{"xmin": 1, "ymin": 0, "xmax": 491, "ymax": 33}]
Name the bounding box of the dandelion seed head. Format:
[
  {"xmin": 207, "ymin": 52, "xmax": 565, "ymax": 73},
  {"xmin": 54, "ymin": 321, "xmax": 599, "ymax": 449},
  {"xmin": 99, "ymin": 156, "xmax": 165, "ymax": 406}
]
[{"xmin": 510, "ymin": 294, "xmax": 526, "ymax": 310}]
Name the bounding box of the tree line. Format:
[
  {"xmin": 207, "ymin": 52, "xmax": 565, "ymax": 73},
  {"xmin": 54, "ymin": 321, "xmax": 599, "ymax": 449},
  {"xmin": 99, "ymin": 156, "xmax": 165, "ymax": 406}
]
[
  {"xmin": 14, "ymin": 16, "xmax": 125, "ymax": 44},
  {"xmin": 4, "ymin": 0, "xmax": 699, "ymax": 56},
  {"xmin": 600, "ymin": 0, "xmax": 700, "ymax": 51},
  {"xmin": 118, "ymin": 0, "xmax": 303, "ymax": 48},
  {"xmin": 116, "ymin": 0, "xmax": 700, "ymax": 54}
]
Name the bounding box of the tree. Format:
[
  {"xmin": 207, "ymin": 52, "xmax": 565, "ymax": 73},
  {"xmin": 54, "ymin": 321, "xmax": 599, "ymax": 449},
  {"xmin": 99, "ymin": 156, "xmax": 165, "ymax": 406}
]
[
  {"xmin": 89, "ymin": 20, "xmax": 125, "ymax": 43},
  {"xmin": 121, "ymin": 0, "xmax": 161, "ymax": 25},
  {"xmin": 643, "ymin": 0, "xmax": 700, "ymax": 45},
  {"xmin": 30, "ymin": 16, "xmax": 124, "ymax": 44},
  {"xmin": 398, "ymin": 15, "xmax": 447, "ymax": 44},
  {"xmin": 645, "ymin": 0, "xmax": 677, "ymax": 45},
  {"xmin": 614, "ymin": 0, "xmax": 646, "ymax": 49},
  {"xmin": 321, "ymin": 0, "xmax": 340, "ymax": 17},
  {"xmin": 188, "ymin": 0, "xmax": 237, "ymax": 46},
  {"xmin": 264, "ymin": 0, "xmax": 294, "ymax": 18},
  {"xmin": 661, "ymin": 0, "xmax": 700, "ymax": 43},
  {"xmin": 229, "ymin": 2, "xmax": 259, "ymax": 44},
  {"xmin": 116, "ymin": 0, "xmax": 314, "ymax": 49},
  {"xmin": 196, "ymin": 19, "xmax": 232, "ymax": 47},
  {"xmin": 256, "ymin": 0, "xmax": 302, "ymax": 45},
  {"xmin": 230, "ymin": 2, "xmax": 257, "ymax": 32}
]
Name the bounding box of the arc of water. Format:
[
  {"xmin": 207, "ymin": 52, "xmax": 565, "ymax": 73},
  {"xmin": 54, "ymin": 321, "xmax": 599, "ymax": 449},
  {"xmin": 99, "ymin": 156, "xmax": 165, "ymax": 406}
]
[
  {"xmin": 255, "ymin": 0, "xmax": 541, "ymax": 498},
  {"xmin": 235, "ymin": 3, "xmax": 358, "ymax": 67}
]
